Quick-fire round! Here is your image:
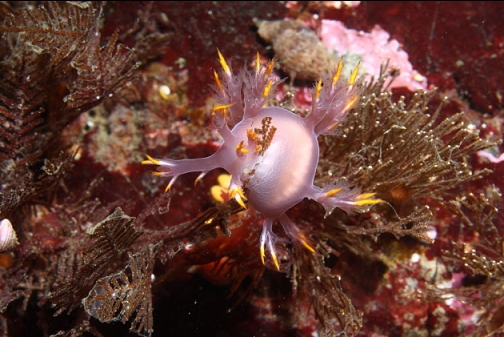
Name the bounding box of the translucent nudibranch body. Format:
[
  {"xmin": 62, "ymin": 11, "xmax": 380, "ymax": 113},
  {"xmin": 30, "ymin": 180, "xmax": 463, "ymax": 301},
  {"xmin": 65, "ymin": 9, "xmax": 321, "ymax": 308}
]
[{"xmin": 143, "ymin": 51, "xmax": 382, "ymax": 270}]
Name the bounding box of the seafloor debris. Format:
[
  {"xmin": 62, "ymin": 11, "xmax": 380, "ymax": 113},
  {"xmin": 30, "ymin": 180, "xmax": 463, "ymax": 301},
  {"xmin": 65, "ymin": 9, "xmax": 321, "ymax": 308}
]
[
  {"xmin": 254, "ymin": 18, "xmax": 335, "ymax": 81},
  {"xmin": 83, "ymin": 242, "xmax": 161, "ymax": 337}
]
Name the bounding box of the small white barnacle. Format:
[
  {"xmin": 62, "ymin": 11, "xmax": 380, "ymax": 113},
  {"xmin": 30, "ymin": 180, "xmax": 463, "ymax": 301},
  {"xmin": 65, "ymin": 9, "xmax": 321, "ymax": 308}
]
[
  {"xmin": 0, "ymin": 218, "xmax": 19, "ymax": 252},
  {"xmin": 159, "ymin": 85, "xmax": 172, "ymax": 100}
]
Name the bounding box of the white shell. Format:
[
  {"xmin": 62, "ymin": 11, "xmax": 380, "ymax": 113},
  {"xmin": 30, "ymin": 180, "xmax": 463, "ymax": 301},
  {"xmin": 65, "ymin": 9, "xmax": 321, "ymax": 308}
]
[{"xmin": 0, "ymin": 218, "xmax": 19, "ymax": 252}]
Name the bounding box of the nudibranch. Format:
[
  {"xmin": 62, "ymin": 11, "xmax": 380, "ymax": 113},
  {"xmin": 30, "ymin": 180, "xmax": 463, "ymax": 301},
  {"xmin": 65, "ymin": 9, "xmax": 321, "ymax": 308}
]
[{"xmin": 143, "ymin": 51, "xmax": 381, "ymax": 270}]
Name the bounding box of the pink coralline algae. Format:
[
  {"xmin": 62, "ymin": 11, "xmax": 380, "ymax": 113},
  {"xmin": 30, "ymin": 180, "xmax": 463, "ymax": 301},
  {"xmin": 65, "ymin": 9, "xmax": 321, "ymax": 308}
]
[
  {"xmin": 143, "ymin": 52, "xmax": 381, "ymax": 269},
  {"xmin": 320, "ymin": 20, "xmax": 428, "ymax": 92}
]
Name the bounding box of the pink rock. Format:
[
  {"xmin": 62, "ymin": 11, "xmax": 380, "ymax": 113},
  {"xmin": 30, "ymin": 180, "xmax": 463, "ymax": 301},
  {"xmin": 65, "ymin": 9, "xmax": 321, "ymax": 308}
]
[{"xmin": 320, "ymin": 20, "xmax": 428, "ymax": 91}]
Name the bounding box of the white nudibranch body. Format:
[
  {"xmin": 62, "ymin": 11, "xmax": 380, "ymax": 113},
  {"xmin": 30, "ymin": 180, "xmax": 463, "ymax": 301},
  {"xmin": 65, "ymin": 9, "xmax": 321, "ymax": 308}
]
[
  {"xmin": 143, "ymin": 51, "xmax": 381, "ymax": 270},
  {"xmin": 234, "ymin": 107, "xmax": 318, "ymax": 219}
]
